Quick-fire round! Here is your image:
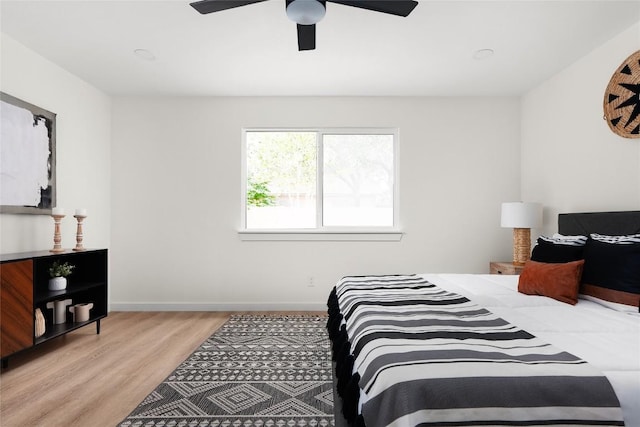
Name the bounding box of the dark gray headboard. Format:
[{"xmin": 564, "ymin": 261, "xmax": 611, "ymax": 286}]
[{"xmin": 558, "ymin": 211, "xmax": 640, "ymax": 236}]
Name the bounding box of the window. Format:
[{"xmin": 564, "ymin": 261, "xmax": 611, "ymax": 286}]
[{"xmin": 242, "ymin": 129, "xmax": 398, "ymax": 235}]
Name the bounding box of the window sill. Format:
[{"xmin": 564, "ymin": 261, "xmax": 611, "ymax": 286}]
[{"xmin": 238, "ymin": 230, "xmax": 403, "ymax": 241}]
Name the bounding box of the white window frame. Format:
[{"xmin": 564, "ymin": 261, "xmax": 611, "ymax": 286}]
[{"xmin": 239, "ymin": 127, "xmax": 402, "ymax": 241}]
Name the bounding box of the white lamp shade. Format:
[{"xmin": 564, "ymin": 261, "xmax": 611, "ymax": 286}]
[
  {"xmin": 286, "ymin": 0, "xmax": 326, "ymax": 25},
  {"xmin": 501, "ymin": 202, "xmax": 543, "ymax": 228}
]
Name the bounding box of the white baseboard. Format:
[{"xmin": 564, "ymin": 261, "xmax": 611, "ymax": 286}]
[{"xmin": 109, "ymin": 301, "xmax": 328, "ymax": 312}]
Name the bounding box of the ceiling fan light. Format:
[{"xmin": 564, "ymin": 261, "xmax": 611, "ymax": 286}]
[{"xmin": 286, "ymin": 0, "xmax": 326, "ymax": 25}]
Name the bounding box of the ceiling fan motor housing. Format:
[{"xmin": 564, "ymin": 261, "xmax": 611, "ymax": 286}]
[{"xmin": 286, "ymin": 0, "xmax": 327, "ymax": 25}]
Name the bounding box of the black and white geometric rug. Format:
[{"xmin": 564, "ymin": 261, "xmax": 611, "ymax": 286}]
[{"xmin": 118, "ymin": 314, "xmax": 335, "ymax": 427}]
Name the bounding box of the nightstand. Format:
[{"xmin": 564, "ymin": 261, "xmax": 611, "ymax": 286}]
[{"xmin": 490, "ymin": 261, "xmax": 524, "ymax": 275}]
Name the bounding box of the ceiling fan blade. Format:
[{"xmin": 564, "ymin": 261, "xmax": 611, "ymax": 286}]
[
  {"xmin": 190, "ymin": 0, "xmax": 269, "ymax": 14},
  {"xmin": 327, "ymin": 0, "xmax": 417, "ymax": 17},
  {"xmin": 297, "ymin": 24, "xmax": 316, "ymax": 51}
]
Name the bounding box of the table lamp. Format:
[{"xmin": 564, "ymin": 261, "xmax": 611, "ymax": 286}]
[{"xmin": 501, "ymin": 202, "xmax": 543, "ymax": 265}]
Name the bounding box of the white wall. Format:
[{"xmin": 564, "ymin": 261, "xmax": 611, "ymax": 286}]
[
  {"xmin": 110, "ymin": 96, "xmax": 521, "ymax": 310},
  {"xmin": 5, "ymin": 18, "xmax": 638, "ymax": 311},
  {"xmin": 0, "ymin": 34, "xmax": 111, "ymax": 254},
  {"xmin": 521, "ymin": 22, "xmax": 640, "ymax": 236}
]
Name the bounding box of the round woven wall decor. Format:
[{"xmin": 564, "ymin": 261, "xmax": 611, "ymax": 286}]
[{"xmin": 603, "ymin": 50, "xmax": 640, "ymax": 138}]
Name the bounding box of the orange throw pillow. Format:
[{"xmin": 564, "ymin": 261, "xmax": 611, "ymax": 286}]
[{"xmin": 518, "ymin": 259, "xmax": 585, "ymax": 305}]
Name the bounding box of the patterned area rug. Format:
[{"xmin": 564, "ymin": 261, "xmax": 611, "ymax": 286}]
[{"xmin": 119, "ymin": 314, "xmax": 334, "ymax": 427}]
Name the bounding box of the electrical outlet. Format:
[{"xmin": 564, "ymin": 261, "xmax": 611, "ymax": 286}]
[{"xmin": 307, "ymin": 276, "xmax": 315, "ymax": 287}]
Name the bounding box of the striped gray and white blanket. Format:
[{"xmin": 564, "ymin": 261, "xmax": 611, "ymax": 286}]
[{"xmin": 327, "ymin": 274, "xmax": 625, "ymax": 427}]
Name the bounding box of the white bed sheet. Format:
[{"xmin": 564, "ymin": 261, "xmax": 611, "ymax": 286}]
[{"xmin": 421, "ymin": 274, "xmax": 640, "ymax": 427}]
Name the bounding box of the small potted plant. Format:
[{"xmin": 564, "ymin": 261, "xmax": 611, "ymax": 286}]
[{"xmin": 48, "ymin": 261, "xmax": 75, "ymax": 291}]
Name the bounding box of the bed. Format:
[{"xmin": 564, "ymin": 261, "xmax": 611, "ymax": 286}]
[{"xmin": 328, "ymin": 211, "xmax": 640, "ymax": 427}]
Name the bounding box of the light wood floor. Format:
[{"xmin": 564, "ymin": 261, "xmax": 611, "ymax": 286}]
[{"xmin": 0, "ymin": 311, "xmax": 324, "ymax": 427}]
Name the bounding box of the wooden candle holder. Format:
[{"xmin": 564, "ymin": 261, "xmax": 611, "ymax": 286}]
[
  {"xmin": 73, "ymin": 215, "xmax": 87, "ymax": 252},
  {"xmin": 50, "ymin": 214, "xmax": 66, "ymax": 253}
]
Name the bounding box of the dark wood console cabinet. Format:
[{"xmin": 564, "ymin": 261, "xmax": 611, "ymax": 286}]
[{"xmin": 0, "ymin": 249, "xmax": 107, "ymax": 367}]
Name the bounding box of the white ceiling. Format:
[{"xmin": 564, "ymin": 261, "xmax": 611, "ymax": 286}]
[{"xmin": 1, "ymin": 0, "xmax": 639, "ymax": 96}]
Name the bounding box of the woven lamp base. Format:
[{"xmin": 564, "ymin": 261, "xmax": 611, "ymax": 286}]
[{"xmin": 513, "ymin": 228, "xmax": 531, "ymax": 266}]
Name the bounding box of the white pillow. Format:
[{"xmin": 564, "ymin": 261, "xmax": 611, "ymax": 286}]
[{"xmin": 580, "ymin": 294, "xmax": 640, "ymax": 315}]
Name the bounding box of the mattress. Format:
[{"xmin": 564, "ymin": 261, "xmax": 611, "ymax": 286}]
[{"xmin": 330, "ymin": 273, "xmax": 640, "ymax": 426}]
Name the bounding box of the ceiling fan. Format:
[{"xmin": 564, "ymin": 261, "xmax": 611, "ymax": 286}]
[{"xmin": 190, "ymin": 0, "xmax": 418, "ymax": 51}]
